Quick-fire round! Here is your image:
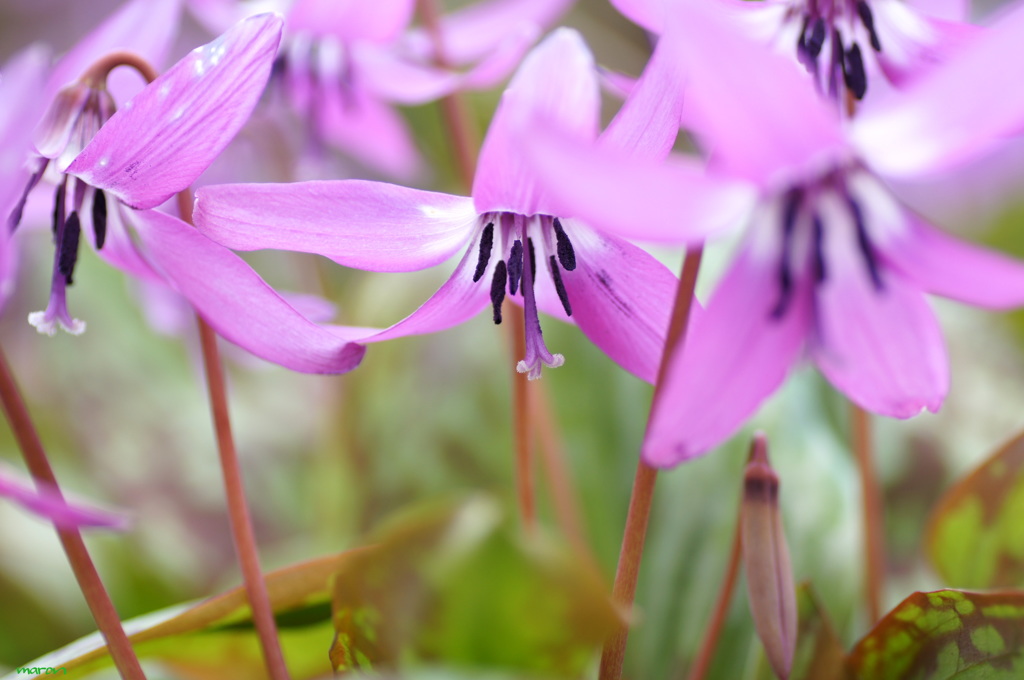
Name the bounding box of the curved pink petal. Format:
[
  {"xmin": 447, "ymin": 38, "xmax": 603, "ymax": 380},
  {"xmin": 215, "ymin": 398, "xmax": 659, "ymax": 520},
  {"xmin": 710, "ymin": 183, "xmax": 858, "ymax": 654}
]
[
  {"xmin": 405, "ymin": 0, "xmax": 572, "ymax": 65},
  {"xmin": 643, "ymin": 248, "xmax": 811, "ymax": 467},
  {"xmin": 132, "ymin": 209, "xmax": 366, "ymax": 374},
  {"xmin": 46, "ymin": 0, "xmax": 182, "ymax": 100},
  {"xmin": 314, "ymin": 79, "xmax": 422, "ymax": 180},
  {"xmin": 523, "ymin": 126, "xmax": 756, "ymax": 244},
  {"xmin": 881, "ymin": 216, "xmax": 1024, "ymax": 310},
  {"xmin": 356, "ymin": 45, "xmax": 461, "ymax": 105},
  {"xmin": 68, "ymin": 13, "xmax": 284, "ymax": 210},
  {"xmin": 0, "ymin": 469, "xmax": 127, "ymax": 530},
  {"xmin": 907, "ymin": 0, "xmax": 968, "ymax": 22},
  {"xmin": 472, "ymin": 28, "xmax": 599, "ymax": 216},
  {"xmin": 811, "ymin": 224, "xmax": 947, "ymax": 418},
  {"xmin": 855, "ymin": 1, "xmax": 1024, "ymax": 178},
  {"xmin": 194, "ymin": 181, "xmax": 477, "ymax": 272},
  {"xmin": 287, "ymin": 0, "xmax": 414, "ymax": 43},
  {"xmin": 659, "ymin": 0, "xmax": 846, "ymax": 186},
  {"xmin": 0, "ymin": 46, "xmax": 50, "ymax": 312},
  {"xmin": 599, "ymin": 38, "xmax": 683, "ymax": 160},
  {"xmin": 89, "ymin": 200, "xmax": 166, "ymax": 285},
  {"xmin": 557, "ymin": 221, "xmax": 680, "ymax": 384},
  {"xmin": 345, "ymin": 229, "xmax": 490, "ymax": 343}
]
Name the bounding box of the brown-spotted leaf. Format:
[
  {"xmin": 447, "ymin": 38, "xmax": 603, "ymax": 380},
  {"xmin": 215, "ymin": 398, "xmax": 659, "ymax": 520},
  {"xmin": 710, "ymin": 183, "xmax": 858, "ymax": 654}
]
[
  {"xmin": 926, "ymin": 431, "xmax": 1024, "ymax": 588},
  {"xmin": 847, "ymin": 590, "xmax": 1024, "ymax": 680},
  {"xmin": 329, "ymin": 496, "xmax": 621, "ymax": 677},
  {"xmin": 6, "ymin": 550, "xmax": 366, "ymax": 680},
  {"xmin": 789, "ymin": 584, "xmax": 845, "ymax": 680}
]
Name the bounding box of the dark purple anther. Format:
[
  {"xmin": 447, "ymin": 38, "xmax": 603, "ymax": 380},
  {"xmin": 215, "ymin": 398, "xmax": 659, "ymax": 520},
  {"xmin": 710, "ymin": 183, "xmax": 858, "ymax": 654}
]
[
  {"xmin": 490, "ymin": 260, "xmax": 507, "ymax": 324},
  {"xmin": 472, "ymin": 222, "xmax": 494, "ymax": 282},
  {"xmin": 856, "ymin": 1, "xmax": 882, "ymax": 51},
  {"xmin": 92, "ymin": 190, "xmax": 107, "ymax": 250},
  {"xmin": 812, "ymin": 215, "xmax": 826, "ymax": 283},
  {"xmin": 806, "ymin": 17, "xmax": 826, "ymax": 58},
  {"xmin": 59, "ymin": 211, "xmax": 81, "ymax": 284},
  {"xmin": 508, "ymin": 239, "xmax": 524, "ymax": 295},
  {"xmin": 548, "ymin": 255, "xmax": 572, "ymax": 316},
  {"xmin": 843, "ymin": 44, "xmax": 867, "ymax": 100},
  {"xmin": 847, "ymin": 198, "xmax": 884, "ymax": 290},
  {"xmin": 552, "ymin": 217, "xmax": 576, "ymax": 271}
]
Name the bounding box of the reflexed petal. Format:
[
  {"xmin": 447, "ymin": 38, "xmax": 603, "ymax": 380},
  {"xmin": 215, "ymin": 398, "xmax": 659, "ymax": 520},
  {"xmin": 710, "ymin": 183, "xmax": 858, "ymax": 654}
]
[
  {"xmin": 643, "ymin": 249, "xmax": 810, "ymax": 467},
  {"xmin": 458, "ymin": 22, "xmax": 541, "ymax": 90},
  {"xmin": 523, "ymin": 126, "xmax": 756, "ymax": 244},
  {"xmin": 68, "ymin": 13, "xmax": 284, "ymax": 210},
  {"xmin": 882, "ymin": 217, "xmax": 1024, "ymax": 310},
  {"xmin": 356, "ymin": 46, "xmax": 461, "ymax": 104},
  {"xmin": 556, "ymin": 221, "xmax": 680, "ymax": 384},
  {"xmin": 88, "ymin": 201, "xmax": 165, "ymax": 284},
  {"xmin": 315, "ymin": 80, "xmax": 422, "ymax": 180},
  {"xmin": 0, "ymin": 468, "xmax": 127, "ymax": 530},
  {"xmin": 132, "ymin": 209, "xmax": 366, "ymax": 374},
  {"xmin": 194, "ymin": 181, "xmax": 477, "ymax": 272},
  {"xmin": 599, "ymin": 38, "xmax": 683, "ymax": 160},
  {"xmin": 855, "ymin": 1, "xmax": 1024, "ymax": 178},
  {"xmin": 0, "ymin": 46, "xmax": 50, "ymax": 312},
  {"xmin": 405, "ymin": 0, "xmax": 572, "ymax": 65},
  {"xmin": 46, "ymin": 0, "xmax": 182, "ymax": 99},
  {"xmin": 287, "ymin": 0, "xmax": 415, "ymax": 43},
  {"xmin": 473, "ymin": 28, "xmax": 599, "ymax": 216},
  {"xmin": 344, "ymin": 229, "xmax": 491, "ymax": 343},
  {"xmin": 811, "ymin": 225, "xmax": 947, "ymax": 418},
  {"xmin": 659, "ymin": 0, "xmax": 846, "ymax": 186}
]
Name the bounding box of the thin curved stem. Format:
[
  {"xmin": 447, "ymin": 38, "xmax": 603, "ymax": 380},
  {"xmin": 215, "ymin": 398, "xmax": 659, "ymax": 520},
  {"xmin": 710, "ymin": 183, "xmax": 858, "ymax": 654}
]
[
  {"xmin": 178, "ymin": 191, "xmax": 292, "ymax": 680},
  {"xmin": 599, "ymin": 246, "xmax": 704, "ymax": 680},
  {"xmin": 0, "ymin": 348, "xmax": 146, "ymax": 680},
  {"xmin": 686, "ymin": 512, "xmax": 743, "ymax": 680}
]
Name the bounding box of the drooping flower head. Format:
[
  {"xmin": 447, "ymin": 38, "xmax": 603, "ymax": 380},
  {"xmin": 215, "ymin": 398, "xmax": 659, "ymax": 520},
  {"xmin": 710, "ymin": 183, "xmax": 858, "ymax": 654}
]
[
  {"xmin": 187, "ymin": 0, "xmax": 574, "ymax": 179},
  {"xmin": 7, "ymin": 12, "xmax": 365, "ymax": 374},
  {"xmin": 611, "ymin": 0, "xmax": 976, "ymax": 105},
  {"xmin": 194, "ymin": 28, "xmax": 682, "ymax": 383},
  {"xmin": 524, "ymin": 0, "xmax": 1024, "ymax": 464}
]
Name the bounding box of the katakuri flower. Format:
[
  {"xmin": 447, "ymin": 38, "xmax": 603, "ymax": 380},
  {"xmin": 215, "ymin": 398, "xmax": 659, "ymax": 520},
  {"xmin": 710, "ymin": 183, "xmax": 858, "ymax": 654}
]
[
  {"xmin": 194, "ymin": 28, "xmax": 681, "ymax": 383},
  {"xmin": 610, "ymin": 0, "xmax": 977, "ymax": 105},
  {"xmin": 10, "ymin": 13, "xmax": 365, "ymax": 374},
  {"xmin": 187, "ymin": 0, "xmax": 574, "ymax": 179},
  {"xmin": 523, "ymin": 0, "xmax": 1024, "ymax": 464}
]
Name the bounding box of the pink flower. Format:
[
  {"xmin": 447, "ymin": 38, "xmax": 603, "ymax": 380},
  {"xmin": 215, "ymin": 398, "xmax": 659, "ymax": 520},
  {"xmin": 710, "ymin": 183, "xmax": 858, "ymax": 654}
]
[
  {"xmin": 12, "ymin": 13, "xmax": 365, "ymax": 374},
  {"xmin": 188, "ymin": 0, "xmax": 574, "ymax": 179},
  {"xmin": 524, "ymin": 0, "xmax": 1024, "ymax": 464},
  {"xmin": 194, "ymin": 28, "xmax": 681, "ymax": 383},
  {"xmin": 611, "ymin": 0, "xmax": 978, "ymax": 104}
]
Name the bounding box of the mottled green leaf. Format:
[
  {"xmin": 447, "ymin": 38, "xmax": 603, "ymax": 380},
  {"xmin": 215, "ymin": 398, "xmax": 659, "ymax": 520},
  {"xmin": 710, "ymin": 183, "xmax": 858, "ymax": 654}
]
[
  {"xmin": 790, "ymin": 584, "xmax": 845, "ymax": 680},
  {"xmin": 329, "ymin": 496, "xmax": 620, "ymax": 677},
  {"xmin": 926, "ymin": 432, "xmax": 1024, "ymax": 588},
  {"xmin": 847, "ymin": 590, "xmax": 1024, "ymax": 680},
  {"xmin": 5, "ymin": 551, "xmax": 363, "ymax": 680}
]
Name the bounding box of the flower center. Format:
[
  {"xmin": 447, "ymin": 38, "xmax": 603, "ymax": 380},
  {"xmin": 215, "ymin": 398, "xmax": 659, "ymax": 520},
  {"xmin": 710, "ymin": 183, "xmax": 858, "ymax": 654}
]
[
  {"xmin": 470, "ymin": 212, "xmax": 577, "ymax": 379},
  {"xmin": 792, "ymin": 0, "xmax": 882, "ymax": 101},
  {"xmin": 8, "ymin": 80, "xmax": 116, "ymax": 335},
  {"xmin": 768, "ymin": 167, "xmax": 896, "ymax": 319}
]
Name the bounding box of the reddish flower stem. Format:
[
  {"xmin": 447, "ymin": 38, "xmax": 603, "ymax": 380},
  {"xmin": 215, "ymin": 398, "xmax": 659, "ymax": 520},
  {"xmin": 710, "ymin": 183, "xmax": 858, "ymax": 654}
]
[
  {"xmin": 599, "ymin": 247, "xmax": 704, "ymax": 680},
  {"xmin": 417, "ymin": 0, "xmax": 542, "ymax": 531},
  {"xmin": 532, "ymin": 384, "xmax": 587, "ymax": 551},
  {"xmin": 686, "ymin": 512, "xmax": 743, "ymax": 680},
  {"xmin": 508, "ymin": 308, "xmax": 536, "ymax": 530},
  {"xmin": 851, "ymin": 403, "xmax": 885, "ymax": 623},
  {"xmin": 417, "ymin": 0, "xmax": 479, "ymax": 188},
  {"xmin": 178, "ymin": 191, "xmax": 292, "ymax": 680},
  {"xmin": 0, "ymin": 348, "xmax": 146, "ymax": 680}
]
